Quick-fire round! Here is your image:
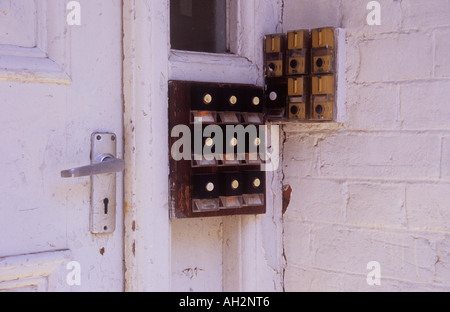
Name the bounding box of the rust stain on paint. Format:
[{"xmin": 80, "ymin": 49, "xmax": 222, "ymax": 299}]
[
  {"xmin": 283, "ymin": 185, "xmax": 292, "ymax": 215},
  {"xmin": 124, "ymin": 201, "xmax": 131, "ymax": 216},
  {"xmin": 100, "ymin": 247, "xmax": 105, "ymax": 256}
]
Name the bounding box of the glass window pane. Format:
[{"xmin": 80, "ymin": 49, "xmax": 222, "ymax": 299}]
[{"xmin": 170, "ymin": 0, "xmax": 227, "ymax": 53}]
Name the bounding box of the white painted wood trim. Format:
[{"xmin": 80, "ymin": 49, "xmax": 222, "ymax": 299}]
[
  {"xmin": 124, "ymin": 0, "xmax": 285, "ymax": 292},
  {"xmin": 0, "ymin": 278, "xmax": 48, "ymax": 292},
  {"xmin": 169, "ymin": 50, "xmax": 254, "ymax": 68},
  {"xmin": 0, "ymin": 249, "xmax": 71, "ymax": 292},
  {"xmin": 0, "ymin": 0, "xmax": 71, "ymax": 85},
  {"xmin": 123, "ymin": 0, "xmax": 171, "ymax": 292},
  {"xmin": 169, "ymin": 50, "xmax": 259, "ymax": 84},
  {"xmin": 0, "ymin": 45, "xmax": 47, "ymax": 58},
  {"xmin": 0, "ymin": 53, "xmax": 71, "ymax": 85}
]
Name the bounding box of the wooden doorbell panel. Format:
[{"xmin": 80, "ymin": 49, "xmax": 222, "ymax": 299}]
[{"xmin": 168, "ymin": 80, "xmax": 266, "ymax": 219}]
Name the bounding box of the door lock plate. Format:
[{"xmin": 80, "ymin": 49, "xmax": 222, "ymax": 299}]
[{"xmin": 91, "ymin": 132, "xmax": 118, "ymax": 234}]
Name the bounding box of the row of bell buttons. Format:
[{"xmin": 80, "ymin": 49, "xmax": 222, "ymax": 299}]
[
  {"xmin": 201, "ymin": 93, "xmax": 261, "ymax": 107},
  {"xmin": 202, "ymin": 137, "xmax": 261, "ymax": 149},
  {"xmin": 204, "ymin": 177, "xmax": 262, "ymax": 193}
]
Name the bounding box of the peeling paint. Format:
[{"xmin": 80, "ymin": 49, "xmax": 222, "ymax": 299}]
[
  {"xmin": 282, "ymin": 185, "xmax": 292, "ymax": 215},
  {"xmin": 124, "ymin": 201, "xmax": 131, "ymax": 216},
  {"xmin": 182, "ymin": 267, "xmax": 203, "ymax": 280}
]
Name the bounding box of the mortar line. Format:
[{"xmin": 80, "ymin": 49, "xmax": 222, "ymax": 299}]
[
  {"xmin": 283, "ymin": 216, "xmax": 450, "ymax": 237},
  {"xmin": 397, "ymin": 85, "xmax": 404, "ymax": 129},
  {"xmin": 432, "ymin": 30, "xmax": 436, "ymax": 78},
  {"xmin": 439, "ymin": 136, "xmax": 444, "ymax": 179},
  {"xmin": 284, "ymin": 175, "xmax": 450, "ymax": 185}
]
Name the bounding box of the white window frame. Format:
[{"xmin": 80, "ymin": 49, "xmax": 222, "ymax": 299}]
[{"xmin": 169, "ymin": 0, "xmax": 262, "ymax": 85}]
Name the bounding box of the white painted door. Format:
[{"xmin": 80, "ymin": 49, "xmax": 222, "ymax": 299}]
[{"xmin": 0, "ymin": 0, "xmax": 123, "ymax": 291}]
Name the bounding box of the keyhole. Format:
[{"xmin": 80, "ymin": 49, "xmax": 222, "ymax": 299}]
[
  {"xmin": 103, "ymin": 198, "xmax": 109, "ymax": 214},
  {"xmin": 316, "ymin": 58, "xmax": 324, "ymax": 68},
  {"xmin": 315, "ymin": 105, "xmax": 324, "ymax": 114},
  {"xmin": 290, "ymin": 105, "xmax": 299, "ymax": 115},
  {"xmin": 290, "ymin": 59, "xmax": 298, "ymax": 69}
]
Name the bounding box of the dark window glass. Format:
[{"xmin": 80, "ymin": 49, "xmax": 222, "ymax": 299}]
[{"xmin": 170, "ymin": 0, "xmax": 227, "ymax": 53}]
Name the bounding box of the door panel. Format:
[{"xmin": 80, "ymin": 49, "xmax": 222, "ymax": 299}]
[
  {"xmin": 0, "ymin": 0, "xmax": 123, "ymax": 291},
  {"xmin": 0, "ymin": 250, "xmax": 71, "ymax": 292},
  {"xmin": 0, "ymin": 0, "xmax": 37, "ymax": 47}
]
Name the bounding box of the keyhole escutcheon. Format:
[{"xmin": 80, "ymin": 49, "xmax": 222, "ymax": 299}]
[{"xmin": 103, "ymin": 198, "xmax": 109, "ymax": 214}]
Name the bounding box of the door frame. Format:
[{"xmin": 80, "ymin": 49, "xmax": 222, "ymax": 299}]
[
  {"xmin": 122, "ymin": 0, "xmax": 285, "ymax": 292},
  {"xmin": 123, "ymin": 0, "xmax": 171, "ymax": 292}
]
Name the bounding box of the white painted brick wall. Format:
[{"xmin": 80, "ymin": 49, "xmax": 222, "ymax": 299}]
[
  {"xmin": 341, "ymin": 0, "xmax": 402, "ymax": 34},
  {"xmin": 442, "ymin": 137, "xmax": 450, "ymax": 179},
  {"xmin": 346, "ymin": 183, "xmax": 406, "ymax": 228},
  {"xmin": 401, "ymin": 81, "xmax": 450, "ymax": 129},
  {"xmin": 405, "ymin": 184, "xmax": 450, "ymax": 231},
  {"xmin": 319, "ymin": 133, "xmax": 441, "ymax": 179},
  {"xmin": 346, "ymin": 84, "xmax": 401, "ymax": 129},
  {"xmin": 402, "ymin": 0, "xmax": 450, "ymax": 29},
  {"xmin": 285, "ymin": 179, "xmax": 346, "ymax": 222},
  {"xmin": 282, "ymin": 0, "xmax": 450, "ymax": 291},
  {"xmin": 357, "ymin": 33, "xmax": 433, "ymax": 83},
  {"xmin": 434, "ymin": 30, "xmax": 450, "ymax": 78},
  {"xmin": 282, "ymin": 0, "xmax": 341, "ymax": 31},
  {"xmin": 282, "ymin": 134, "xmax": 319, "ymax": 178}
]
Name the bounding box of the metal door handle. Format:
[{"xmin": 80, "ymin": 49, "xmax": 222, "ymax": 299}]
[
  {"xmin": 61, "ymin": 155, "xmax": 125, "ymax": 178},
  {"xmin": 61, "ymin": 132, "xmax": 122, "ymax": 234}
]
